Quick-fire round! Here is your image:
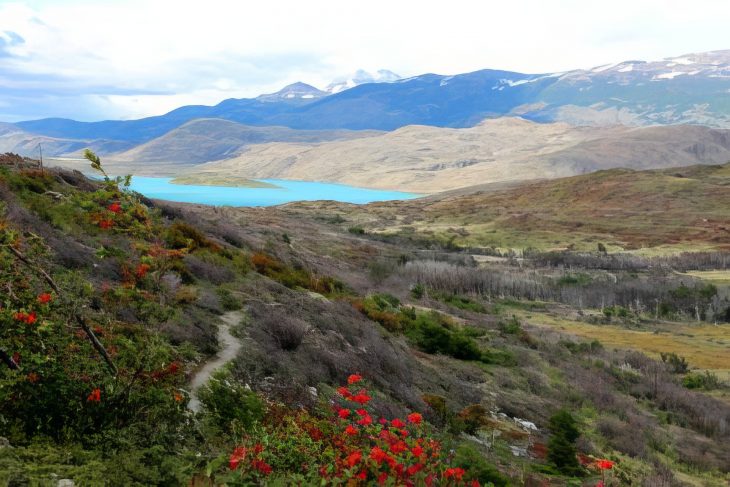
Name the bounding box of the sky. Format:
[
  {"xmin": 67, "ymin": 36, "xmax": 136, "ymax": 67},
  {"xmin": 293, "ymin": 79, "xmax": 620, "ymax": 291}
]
[{"xmin": 0, "ymin": 0, "xmax": 728, "ymax": 122}]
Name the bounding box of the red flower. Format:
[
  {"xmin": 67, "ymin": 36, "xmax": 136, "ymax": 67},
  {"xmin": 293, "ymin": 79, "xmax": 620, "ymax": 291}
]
[
  {"xmin": 338, "ymin": 408, "xmax": 351, "ymax": 419},
  {"xmin": 357, "ymin": 414, "xmax": 373, "ymax": 426},
  {"xmin": 391, "ymin": 418, "xmax": 405, "ymax": 428},
  {"xmin": 252, "ymin": 459, "xmax": 272, "ymax": 475},
  {"xmin": 23, "ymin": 312, "xmax": 37, "ymax": 325},
  {"xmin": 135, "ymin": 263, "xmax": 151, "ymax": 279},
  {"xmin": 253, "ymin": 443, "xmax": 264, "ymax": 455},
  {"xmin": 37, "ymin": 293, "xmax": 52, "ymax": 304},
  {"xmin": 407, "ymin": 463, "xmax": 424, "ymax": 476},
  {"xmin": 470, "ymin": 480, "xmax": 481, "ymax": 487},
  {"xmin": 229, "ymin": 446, "xmax": 247, "ymax": 470},
  {"xmin": 389, "ymin": 440, "xmax": 408, "ymax": 454},
  {"xmin": 166, "ymin": 361, "xmax": 180, "ymax": 374},
  {"xmin": 356, "ymin": 408, "xmax": 368, "ymax": 416},
  {"xmin": 351, "ymin": 392, "xmax": 371, "ymax": 405},
  {"xmin": 173, "ymin": 392, "xmax": 183, "ymax": 402},
  {"xmin": 377, "ymin": 472, "xmax": 389, "ymax": 485},
  {"xmin": 108, "ymin": 202, "xmax": 122, "ymax": 213},
  {"xmin": 347, "ymin": 374, "xmax": 363, "ymax": 384},
  {"xmin": 86, "ymin": 388, "xmax": 101, "ymax": 403},
  {"xmin": 411, "ymin": 445, "xmax": 424, "ymax": 457},
  {"xmin": 27, "ymin": 372, "xmax": 39, "ymax": 383},
  {"xmin": 13, "ymin": 312, "xmax": 27, "ymax": 322},
  {"xmin": 596, "ymin": 459, "xmax": 615, "ymax": 470},
  {"xmin": 407, "ymin": 412, "xmax": 423, "ymax": 425},
  {"xmin": 337, "ymin": 386, "xmax": 351, "ymax": 398},
  {"xmin": 379, "ymin": 417, "xmax": 389, "ymax": 425},
  {"xmin": 346, "ymin": 450, "xmax": 362, "ymax": 467},
  {"xmin": 370, "ymin": 446, "xmax": 388, "ymax": 464},
  {"xmin": 444, "ymin": 468, "xmax": 465, "ymax": 481},
  {"xmin": 357, "ymin": 470, "xmax": 367, "ymax": 480},
  {"xmin": 345, "ymin": 425, "xmax": 358, "ymax": 435},
  {"xmin": 98, "ymin": 219, "xmax": 114, "ymax": 229}
]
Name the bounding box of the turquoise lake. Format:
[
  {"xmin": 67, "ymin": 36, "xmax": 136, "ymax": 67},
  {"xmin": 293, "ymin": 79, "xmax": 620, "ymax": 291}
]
[{"xmin": 128, "ymin": 177, "xmax": 420, "ymax": 207}]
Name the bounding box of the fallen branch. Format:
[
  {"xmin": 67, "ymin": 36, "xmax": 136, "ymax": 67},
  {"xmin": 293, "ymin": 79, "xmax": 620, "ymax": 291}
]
[{"xmin": 7, "ymin": 244, "xmax": 117, "ymax": 375}]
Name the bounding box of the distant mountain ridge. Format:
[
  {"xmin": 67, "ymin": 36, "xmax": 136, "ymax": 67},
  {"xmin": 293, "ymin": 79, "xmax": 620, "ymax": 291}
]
[
  {"xmin": 325, "ymin": 69, "xmax": 401, "ymax": 94},
  {"xmin": 6, "ymin": 50, "xmax": 730, "ymax": 157},
  {"xmin": 176, "ymin": 118, "xmax": 730, "ymax": 192}
]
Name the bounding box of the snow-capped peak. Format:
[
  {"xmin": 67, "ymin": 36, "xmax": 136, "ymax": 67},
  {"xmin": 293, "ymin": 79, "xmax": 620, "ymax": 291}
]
[
  {"xmin": 326, "ymin": 69, "xmax": 401, "ymax": 94},
  {"xmin": 257, "ymin": 82, "xmax": 328, "ymax": 102}
]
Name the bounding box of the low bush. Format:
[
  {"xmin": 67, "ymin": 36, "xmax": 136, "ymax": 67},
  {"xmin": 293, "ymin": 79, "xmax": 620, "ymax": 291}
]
[
  {"xmin": 266, "ymin": 316, "xmax": 309, "ymax": 351},
  {"xmin": 214, "ymin": 375, "xmax": 485, "ymax": 485},
  {"xmin": 198, "ymin": 370, "xmax": 265, "ymax": 432},
  {"xmin": 217, "ymin": 288, "xmax": 242, "ymax": 311},
  {"xmin": 683, "ymin": 370, "xmax": 723, "ymax": 390},
  {"xmin": 499, "ymin": 316, "xmax": 522, "ymax": 334},
  {"xmin": 434, "ymin": 292, "xmax": 487, "ymax": 313},
  {"xmin": 452, "ymin": 443, "xmax": 510, "ymax": 486}
]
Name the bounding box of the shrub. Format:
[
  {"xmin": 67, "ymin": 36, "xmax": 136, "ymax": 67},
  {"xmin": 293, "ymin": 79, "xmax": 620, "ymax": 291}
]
[
  {"xmin": 368, "ymin": 259, "xmax": 393, "ymax": 283},
  {"xmin": 435, "ymin": 292, "xmax": 487, "ymax": 313},
  {"xmin": 348, "ymin": 226, "xmax": 365, "ymax": 235},
  {"xmin": 660, "ymin": 352, "xmax": 689, "ymax": 374},
  {"xmin": 456, "ymin": 404, "xmax": 490, "ymax": 435},
  {"xmin": 480, "ymin": 349, "xmax": 517, "ymax": 366},
  {"xmin": 452, "ymin": 443, "xmax": 510, "ymax": 486},
  {"xmin": 217, "ymin": 288, "xmax": 242, "ymax": 311},
  {"xmin": 410, "ymin": 283, "xmax": 425, "ymax": 299},
  {"xmin": 683, "ymin": 371, "xmax": 723, "ymax": 390},
  {"xmin": 547, "ymin": 409, "xmax": 582, "ymax": 476},
  {"xmin": 266, "ymin": 317, "xmax": 309, "ymax": 351},
  {"xmin": 218, "ymin": 375, "xmax": 484, "ymax": 485},
  {"xmin": 174, "ymin": 285, "xmax": 198, "ymax": 304},
  {"xmin": 198, "ymin": 371, "xmax": 265, "ymax": 432},
  {"xmin": 165, "ymin": 221, "xmax": 216, "ymax": 251},
  {"xmin": 499, "ymin": 316, "xmax": 521, "ymax": 334}
]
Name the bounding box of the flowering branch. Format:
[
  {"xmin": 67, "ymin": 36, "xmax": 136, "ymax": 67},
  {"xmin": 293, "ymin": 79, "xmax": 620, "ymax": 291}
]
[{"xmin": 5, "ymin": 242, "xmax": 118, "ymax": 375}]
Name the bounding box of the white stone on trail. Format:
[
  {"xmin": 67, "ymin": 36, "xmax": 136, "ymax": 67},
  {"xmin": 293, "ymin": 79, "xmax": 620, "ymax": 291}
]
[{"xmin": 187, "ymin": 311, "xmax": 243, "ymax": 413}]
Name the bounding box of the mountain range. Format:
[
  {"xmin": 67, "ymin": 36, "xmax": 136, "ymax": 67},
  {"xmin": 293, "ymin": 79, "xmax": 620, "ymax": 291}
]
[
  {"xmin": 3, "ymin": 50, "xmax": 729, "ymax": 161},
  {"xmin": 174, "ymin": 118, "xmax": 730, "ymax": 192}
]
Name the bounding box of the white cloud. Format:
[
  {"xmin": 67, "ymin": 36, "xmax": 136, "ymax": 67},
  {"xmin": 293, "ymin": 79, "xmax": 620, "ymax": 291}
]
[{"xmin": 0, "ymin": 0, "xmax": 728, "ymax": 120}]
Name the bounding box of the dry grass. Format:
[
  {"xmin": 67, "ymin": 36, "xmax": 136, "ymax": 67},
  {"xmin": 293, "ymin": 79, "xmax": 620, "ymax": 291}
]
[
  {"xmin": 682, "ymin": 270, "xmax": 730, "ymax": 284},
  {"xmin": 299, "ymin": 162, "xmax": 730, "ymax": 254},
  {"xmin": 518, "ymin": 310, "xmax": 730, "ymax": 375}
]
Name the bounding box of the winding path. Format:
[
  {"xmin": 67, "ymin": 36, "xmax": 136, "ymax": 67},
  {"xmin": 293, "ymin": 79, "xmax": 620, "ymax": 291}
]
[{"xmin": 187, "ymin": 311, "xmax": 243, "ymax": 412}]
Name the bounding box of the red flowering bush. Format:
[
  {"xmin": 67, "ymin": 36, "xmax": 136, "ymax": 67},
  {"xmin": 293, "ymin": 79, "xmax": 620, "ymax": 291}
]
[
  {"xmin": 86, "ymin": 388, "xmax": 102, "ymax": 403},
  {"xmin": 220, "ymin": 376, "xmax": 482, "ymax": 486}
]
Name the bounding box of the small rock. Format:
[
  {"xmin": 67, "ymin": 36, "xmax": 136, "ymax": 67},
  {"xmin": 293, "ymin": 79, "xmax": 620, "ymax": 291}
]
[
  {"xmin": 514, "ymin": 418, "xmax": 538, "ymax": 431},
  {"xmin": 57, "ymin": 480, "xmax": 75, "ymax": 487},
  {"xmin": 308, "ymin": 386, "xmax": 318, "ymax": 398},
  {"xmin": 509, "ymin": 445, "xmax": 528, "ymax": 457},
  {"xmin": 0, "ymin": 437, "xmax": 10, "ymax": 448}
]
